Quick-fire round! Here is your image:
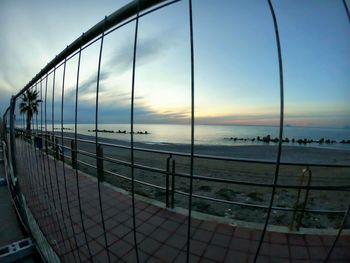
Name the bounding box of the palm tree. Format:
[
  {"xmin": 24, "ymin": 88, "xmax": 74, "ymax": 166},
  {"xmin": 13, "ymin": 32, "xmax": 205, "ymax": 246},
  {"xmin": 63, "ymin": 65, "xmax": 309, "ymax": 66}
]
[{"xmin": 19, "ymin": 89, "xmax": 42, "ymax": 132}]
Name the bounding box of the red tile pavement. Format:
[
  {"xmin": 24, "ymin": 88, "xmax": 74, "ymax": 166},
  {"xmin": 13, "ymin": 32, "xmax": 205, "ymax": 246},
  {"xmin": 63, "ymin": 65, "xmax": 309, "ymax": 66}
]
[{"xmin": 16, "ymin": 142, "xmax": 350, "ymax": 262}]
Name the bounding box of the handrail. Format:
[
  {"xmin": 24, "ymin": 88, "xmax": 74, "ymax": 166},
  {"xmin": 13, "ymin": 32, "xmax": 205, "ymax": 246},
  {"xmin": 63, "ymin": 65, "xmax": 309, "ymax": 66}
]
[
  {"xmin": 24, "ymin": 136, "xmax": 348, "ymax": 217},
  {"xmin": 16, "ymin": 128, "xmax": 350, "ymax": 192},
  {"xmin": 63, "ymin": 140, "xmax": 350, "ymax": 191},
  {"xmin": 25, "ymin": 130, "xmax": 350, "ymax": 168}
]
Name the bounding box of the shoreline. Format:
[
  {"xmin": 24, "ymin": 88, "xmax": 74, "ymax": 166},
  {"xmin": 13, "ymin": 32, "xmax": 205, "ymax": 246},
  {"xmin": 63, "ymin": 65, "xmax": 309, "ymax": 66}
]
[
  {"xmin": 55, "ymin": 131, "xmax": 350, "ymax": 165},
  {"xmin": 29, "ymin": 123, "xmax": 350, "ymax": 151}
]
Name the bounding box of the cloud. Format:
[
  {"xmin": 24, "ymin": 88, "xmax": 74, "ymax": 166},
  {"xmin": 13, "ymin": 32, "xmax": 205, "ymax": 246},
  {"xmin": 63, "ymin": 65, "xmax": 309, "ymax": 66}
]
[
  {"xmin": 80, "ymin": 71, "xmax": 110, "ymax": 94},
  {"xmin": 194, "ymin": 110, "xmax": 350, "ymax": 127},
  {"xmin": 48, "ymin": 80, "xmax": 189, "ymax": 124},
  {"xmin": 56, "ymin": 100, "xmax": 189, "ymax": 124},
  {"xmin": 52, "ymin": 31, "xmax": 190, "ymax": 124},
  {"xmin": 61, "ymin": 32, "xmax": 169, "ymax": 99},
  {"xmin": 104, "ymin": 33, "xmax": 170, "ymax": 74},
  {"xmin": 195, "ymin": 113, "xmax": 278, "ymax": 125}
]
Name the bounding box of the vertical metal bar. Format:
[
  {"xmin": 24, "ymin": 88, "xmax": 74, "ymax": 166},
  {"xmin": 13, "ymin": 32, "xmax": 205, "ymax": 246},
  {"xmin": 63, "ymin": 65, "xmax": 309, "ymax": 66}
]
[
  {"xmin": 71, "ymin": 140, "xmax": 77, "ymax": 169},
  {"xmin": 296, "ymin": 169, "xmax": 312, "ymax": 230},
  {"xmin": 17, "ymin": 114, "xmax": 27, "ymax": 196},
  {"xmin": 52, "ymin": 66, "xmax": 77, "ymax": 260},
  {"xmin": 26, "ymin": 84, "xmax": 47, "ymax": 233},
  {"xmin": 33, "ymin": 82, "xmax": 54, "ymax": 244},
  {"xmin": 40, "ymin": 80, "xmax": 43, "ymax": 152},
  {"xmin": 34, "ymin": 84, "xmax": 38, "ymax": 137},
  {"xmin": 31, "ymin": 85, "xmax": 45, "ymax": 214},
  {"xmin": 54, "ymin": 137, "xmax": 59, "ymax": 159},
  {"xmin": 171, "ymin": 159, "xmax": 176, "ymax": 208},
  {"xmin": 45, "ymin": 128, "xmax": 48, "ymax": 154},
  {"xmin": 11, "ymin": 97, "xmax": 31, "ymax": 233},
  {"xmin": 37, "ymin": 80, "xmax": 51, "ymax": 235},
  {"xmin": 40, "ymin": 79, "xmax": 49, "ymax": 206},
  {"xmin": 61, "ymin": 56, "xmax": 82, "ymax": 262},
  {"xmin": 130, "ymin": 2, "xmax": 140, "ymax": 261},
  {"xmin": 324, "ymin": 205, "xmax": 350, "ymax": 262},
  {"xmin": 8, "ymin": 97, "xmax": 17, "ymax": 186},
  {"xmin": 186, "ymin": 0, "xmax": 195, "ymax": 261},
  {"xmin": 166, "ymin": 155, "xmax": 171, "ymax": 208},
  {"xmin": 94, "ymin": 21, "xmax": 111, "ymax": 261},
  {"xmin": 17, "ymin": 114, "xmax": 25, "ymax": 190},
  {"xmin": 42, "ymin": 76, "xmax": 67, "ymax": 254},
  {"xmin": 343, "ymin": 0, "xmax": 350, "ymax": 22},
  {"xmin": 74, "ymin": 36, "xmax": 94, "ymax": 261},
  {"xmin": 44, "ymin": 78, "xmax": 49, "ymax": 158},
  {"xmin": 59, "ymin": 137, "xmax": 63, "ymax": 161},
  {"xmin": 97, "ymin": 144, "xmax": 104, "ymax": 182},
  {"xmin": 50, "ymin": 133, "xmax": 53, "ymax": 154},
  {"xmin": 9, "ymin": 96, "xmax": 18, "ymax": 183},
  {"xmin": 9, "ymin": 95, "xmax": 25, "ymax": 226},
  {"xmin": 53, "ymin": 135, "xmax": 56, "ymax": 155},
  {"xmin": 254, "ymin": 1, "xmax": 285, "ymax": 261}
]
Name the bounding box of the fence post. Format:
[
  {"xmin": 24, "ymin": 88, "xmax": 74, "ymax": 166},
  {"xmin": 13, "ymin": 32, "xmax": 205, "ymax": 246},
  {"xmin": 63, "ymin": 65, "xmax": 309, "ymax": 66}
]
[
  {"xmin": 29, "ymin": 131, "xmax": 33, "ymax": 145},
  {"xmin": 97, "ymin": 144, "xmax": 104, "ymax": 182},
  {"xmin": 296, "ymin": 168, "xmax": 312, "ymax": 230},
  {"xmin": 165, "ymin": 154, "xmax": 172, "ymax": 208},
  {"xmin": 47, "ymin": 133, "xmax": 50, "ymax": 149},
  {"xmin": 71, "ymin": 139, "xmax": 77, "ymax": 169},
  {"xmin": 290, "ymin": 168, "xmax": 306, "ymax": 230},
  {"xmin": 60, "ymin": 138, "xmax": 64, "ymax": 161},
  {"xmin": 171, "ymin": 159, "xmax": 176, "ymax": 208},
  {"xmin": 54, "ymin": 136, "xmax": 59, "ymax": 159},
  {"xmin": 51, "ymin": 134, "xmax": 55, "ymax": 151},
  {"xmin": 45, "ymin": 132, "xmax": 48, "ymax": 154}
]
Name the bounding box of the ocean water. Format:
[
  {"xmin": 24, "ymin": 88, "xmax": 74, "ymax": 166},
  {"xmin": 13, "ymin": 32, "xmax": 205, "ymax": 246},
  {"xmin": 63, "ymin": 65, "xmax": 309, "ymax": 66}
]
[{"xmin": 49, "ymin": 123, "xmax": 350, "ymax": 150}]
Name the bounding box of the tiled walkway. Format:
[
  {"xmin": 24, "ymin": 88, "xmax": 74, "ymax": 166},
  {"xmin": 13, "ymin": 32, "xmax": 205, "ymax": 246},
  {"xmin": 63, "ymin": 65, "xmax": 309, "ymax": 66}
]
[
  {"xmin": 16, "ymin": 141, "xmax": 349, "ymax": 262},
  {"xmin": 0, "ymin": 145, "xmax": 38, "ymax": 262},
  {"xmin": 0, "ymin": 170, "xmax": 25, "ymax": 248}
]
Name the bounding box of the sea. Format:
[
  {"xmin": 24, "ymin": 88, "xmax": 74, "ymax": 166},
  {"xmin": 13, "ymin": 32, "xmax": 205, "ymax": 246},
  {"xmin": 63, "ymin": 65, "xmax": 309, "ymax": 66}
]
[{"xmin": 44, "ymin": 123, "xmax": 350, "ymax": 150}]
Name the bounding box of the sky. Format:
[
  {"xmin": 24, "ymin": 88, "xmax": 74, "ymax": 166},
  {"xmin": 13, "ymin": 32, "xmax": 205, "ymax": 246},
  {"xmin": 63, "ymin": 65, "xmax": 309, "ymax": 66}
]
[{"xmin": 1, "ymin": 0, "xmax": 349, "ymax": 128}]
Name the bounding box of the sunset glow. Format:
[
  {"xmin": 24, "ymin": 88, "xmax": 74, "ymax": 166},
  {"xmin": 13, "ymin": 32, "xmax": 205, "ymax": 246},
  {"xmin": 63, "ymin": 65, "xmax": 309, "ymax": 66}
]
[{"xmin": 1, "ymin": 0, "xmax": 349, "ymax": 128}]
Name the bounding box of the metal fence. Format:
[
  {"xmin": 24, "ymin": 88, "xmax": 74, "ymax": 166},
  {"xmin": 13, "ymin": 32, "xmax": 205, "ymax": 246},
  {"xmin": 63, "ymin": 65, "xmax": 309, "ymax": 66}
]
[{"xmin": 2, "ymin": 0, "xmax": 350, "ymax": 262}]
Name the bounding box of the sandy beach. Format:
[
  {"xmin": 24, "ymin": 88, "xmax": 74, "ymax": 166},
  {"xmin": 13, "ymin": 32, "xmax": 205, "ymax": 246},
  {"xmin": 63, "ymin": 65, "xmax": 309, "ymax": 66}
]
[{"xmin": 53, "ymin": 132, "xmax": 350, "ymax": 229}]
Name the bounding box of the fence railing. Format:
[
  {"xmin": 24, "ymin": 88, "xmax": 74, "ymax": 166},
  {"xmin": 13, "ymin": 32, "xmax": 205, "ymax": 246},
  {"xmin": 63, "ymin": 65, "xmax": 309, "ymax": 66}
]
[
  {"xmin": 2, "ymin": 0, "xmax": 350, "ymax": 262},
  {"xmin": 14, "ymin": 129, "xmax": 350, "ymax": 221}
]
